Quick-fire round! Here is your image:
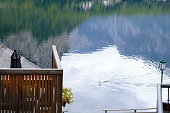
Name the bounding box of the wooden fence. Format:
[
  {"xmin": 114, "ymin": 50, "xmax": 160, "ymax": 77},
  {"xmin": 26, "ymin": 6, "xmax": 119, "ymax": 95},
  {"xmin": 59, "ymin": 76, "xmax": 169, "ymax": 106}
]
[{"xmin": 0, "ymin": 45, "xmax": 63, "ymax": 113}]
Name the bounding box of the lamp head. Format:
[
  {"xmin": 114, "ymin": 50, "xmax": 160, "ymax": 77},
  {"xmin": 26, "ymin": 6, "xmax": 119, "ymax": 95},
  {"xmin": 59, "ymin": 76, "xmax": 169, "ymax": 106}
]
[{"xmin": 160, "ymin": 60, "xmax": 166, "ymax": 70}]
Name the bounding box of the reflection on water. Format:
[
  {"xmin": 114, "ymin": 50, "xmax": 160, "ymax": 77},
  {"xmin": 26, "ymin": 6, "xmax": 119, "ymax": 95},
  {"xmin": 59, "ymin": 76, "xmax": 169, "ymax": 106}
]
[
  {"xmin": 1, "ymin": 1, "xmax": 170, "ymax": 67},
  {"xmin": 1, "ymin": 0, "xmax": 170, "ymax": 113},
  {"xmin": 62, "ymin": 46, "xmax": 170, "ymax": 113},
  {"xmin": 69, "ymin": 14, "xmax": 170, "ymax": 66}
]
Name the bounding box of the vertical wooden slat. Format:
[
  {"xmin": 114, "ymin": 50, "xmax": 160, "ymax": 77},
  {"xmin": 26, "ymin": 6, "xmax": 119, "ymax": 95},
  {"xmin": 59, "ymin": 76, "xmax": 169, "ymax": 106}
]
[
  {"xmin": 32, "ymin": 75, "xmax": 35, "ymax": 113},
  {"xmin": 28, "ymin": 75, "xmax": 31, "ymax": 113},
  {"xmin": 12, "ymin": 75, "xmax": 14, "ymax": 113},
  {"xmin": 0, "ymin": 75, "xmax": 1, "ymax": 112},
  {"xmin": 5, "ymin": 75, "xmax": 7, "ymax": 112},
  {"xmin": 48, "ymin": 75, "xmax": 51, "ymax": 113},
  {"xmin": 5, "ymin": 75, "xmax": 9, "ymax": 112},
  {"xmin": 50, "ymin": 76, "xmax": 53, "ymax": 113},
  {"xmin": 18, "ymin": 75, "xmax": 22, "ymax": 112},
  {"xmin": 57, "ymin": 74, "xmax": 63, "ymax": 113},
  {"xmin": 53, "ymin": 75, "xmax": 57, "ymax": 113},
  {"xmin": 33, "ymin": 75, "xmax": 35, "ymax": 113},
  {"xmin": 3, "ymin": 75, "xmax": 6, "ymax": 112},
  {"xmin": 38, "ymin": 75, "xmax": 40, "ymax": 113},
  {"xmin": 15, "ymin": 75, "xmax": 19, "ymax": 112},
  {"xmin": 37, "ymin": 75, "xmax": 40, "ymax": 113},
  {"xmin": 8, "ymin": 75, "xmax": 10, "ymax": 111},
  {"xmin": 9, "ymin": 75, "xmax": 12, "ymax": 112},
  {"xmin": 45, "ymin": 75, "xmax": 48, "ymax": 112},
  {"xmin": 2, "ymin": 75, "xmax": 5, "ymax": 112},
  {"xmin": 25, "ymin": 75, "xmax": 28, "ymax": 112},
  {"xmin": 25, "ymin": 75, "xmax": 28, "ymax": 113},
  {"xmin": 37, "ymin": 75, "xmax": 41, "ymax": 113},
  {"xmin": 1, "ymin": 75, "xmax": 4, "ymax": 112},
  {"xmin": 51, "ymin": 75, "xmax": 55, "ymax": 113},
  {"xmin": 35, "ymin": 75, "xmax": 38, "ymax": 113},
  {"xmin": 8, "ymin": 75, "xmax": 11, "ymax": 112},
  {"xmin": 42, "ymin": 75, "xmax": 45, "ymax": 112},
  {"xmin": 7, "ymin": 75, "xmax": 9, "ymax": 112},
  {"xmin": 44, "ymin": 75, "xmax": 46, "ymax": 112},
  {"xmin": 22, "ymin": 75, "xmax": 25, "ymax": 113},
  {"xmin": 29, "ymin": 75, "xmax": 31, "ymax": 113},
  {"xmin": 25, "ymin": 75, "xmax": 27, "ymax": 112},
  {"xmin": 11, "ymin": 75, "xmax": 15, "ymax": 113},
  {"xmin": 14, "ymin": 75, "xmax": 16, "ymax": 112}
]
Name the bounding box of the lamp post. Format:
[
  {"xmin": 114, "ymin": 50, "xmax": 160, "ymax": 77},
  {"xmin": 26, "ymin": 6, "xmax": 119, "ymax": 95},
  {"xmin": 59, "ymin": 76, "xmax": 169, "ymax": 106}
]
[{"xmin": 160, "ymin": 60, "xmax": 166, "ymax": 84}]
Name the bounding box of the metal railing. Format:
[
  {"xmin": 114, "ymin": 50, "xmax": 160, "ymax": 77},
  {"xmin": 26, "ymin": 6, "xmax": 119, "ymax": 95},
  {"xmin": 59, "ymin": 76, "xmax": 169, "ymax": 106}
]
[
  {"xmin": 103, "ymin": 108, "xmax": 156, "ymax": 113},
  {"xmin": 104, "ymin": 84, "xmax": 170, "ymax": 113},
  {"xmin": 157, "ymin": 84, "xmax": 163, "ymax": 113},
  {"xmin": 157, "ymin": 84, "xmax": 170, "ymax": 113}
]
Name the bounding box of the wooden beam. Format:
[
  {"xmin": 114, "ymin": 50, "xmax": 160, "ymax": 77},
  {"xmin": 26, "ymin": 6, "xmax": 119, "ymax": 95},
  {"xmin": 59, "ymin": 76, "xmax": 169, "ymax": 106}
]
[
  {"xmin": 0, "ymin": 68, "xmax": 63, "ymax": 75},
  {"xmin": 52, "ymin": 45, "xmax": 62, "ymax": 69},
  {"xmin": 57, "ymin": 74, "xmax": 63, "ymax": 113}
]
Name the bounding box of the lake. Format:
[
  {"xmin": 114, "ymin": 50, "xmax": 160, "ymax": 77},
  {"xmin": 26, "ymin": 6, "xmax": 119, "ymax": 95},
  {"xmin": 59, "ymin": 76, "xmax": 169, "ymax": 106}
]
[{"xmin": 1, "ymin": 0, "xmax": 170, "ymax": 113}]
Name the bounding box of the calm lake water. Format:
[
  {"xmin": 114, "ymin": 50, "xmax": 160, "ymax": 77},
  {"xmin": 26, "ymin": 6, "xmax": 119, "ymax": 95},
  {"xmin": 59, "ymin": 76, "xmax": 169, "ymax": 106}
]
[{"xmin": 1, "ymin": 0, "xmax": 170, "ymax": 113}]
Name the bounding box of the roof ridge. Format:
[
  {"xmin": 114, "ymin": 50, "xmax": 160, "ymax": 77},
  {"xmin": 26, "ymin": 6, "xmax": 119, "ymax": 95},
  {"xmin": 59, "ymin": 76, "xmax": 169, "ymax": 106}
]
[{"xmin": 0, "ymin": 43, "xmax": 4, "ymax": 48}]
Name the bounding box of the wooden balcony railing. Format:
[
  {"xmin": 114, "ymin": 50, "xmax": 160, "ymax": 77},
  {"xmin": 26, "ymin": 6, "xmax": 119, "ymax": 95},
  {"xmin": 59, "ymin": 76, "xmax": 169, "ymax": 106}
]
[{"xmin": 0, "ymin": 45, "xmax": 63, "ymax": 113}]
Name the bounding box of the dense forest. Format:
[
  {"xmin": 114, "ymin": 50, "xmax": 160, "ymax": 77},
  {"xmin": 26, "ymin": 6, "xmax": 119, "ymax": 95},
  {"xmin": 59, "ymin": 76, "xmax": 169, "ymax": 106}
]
[{"xmin": 0, "ymin": 0, "xmax": 170, "ymax": 41}]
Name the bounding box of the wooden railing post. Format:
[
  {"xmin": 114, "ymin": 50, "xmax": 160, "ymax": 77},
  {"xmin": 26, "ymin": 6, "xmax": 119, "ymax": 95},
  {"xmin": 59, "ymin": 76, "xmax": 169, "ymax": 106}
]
[
  {"xmin": 0, "ymin": 76, "xmax": 1, "ymax": 110},
  {"xmin": 57, "ymin": 72, "xmax": 63, "ymax": 113},
  {"xmin": 52, "ymin": 51, "xmax": 57, "ymax": 68},
  {"xmin": 52, "ymin": 45, "xmax": 62, "ymax": 69},
  {"xmin": 52, "ymin": 45, "xmax": 63, "ymax": 113}
]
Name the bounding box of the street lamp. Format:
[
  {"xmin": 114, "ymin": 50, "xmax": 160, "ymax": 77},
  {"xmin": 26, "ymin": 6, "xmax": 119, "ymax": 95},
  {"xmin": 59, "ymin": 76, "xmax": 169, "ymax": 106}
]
[{"xmin": 160, "ymin": 60, "xmax": 166, "ymax": 84}]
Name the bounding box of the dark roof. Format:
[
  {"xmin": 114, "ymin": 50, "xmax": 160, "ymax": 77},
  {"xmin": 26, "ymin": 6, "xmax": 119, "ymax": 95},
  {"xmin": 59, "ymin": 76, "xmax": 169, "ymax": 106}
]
[{"xmin": 0, "ymin": 44, "xmax": 39, "ymax": 68}]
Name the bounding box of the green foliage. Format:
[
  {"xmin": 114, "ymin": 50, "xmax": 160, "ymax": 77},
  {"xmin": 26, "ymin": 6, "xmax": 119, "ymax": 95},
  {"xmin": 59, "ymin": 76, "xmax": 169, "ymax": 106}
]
[
  {"xmin": 0, "ymin": 0, "xmax": 170, "ymax": 41},
  {"xmin": 0, "ymin": 0, "xmax": 89, "ymax": 41},
  {"xmin": 62, "ymin": 88, "xmax": 74, "ymax": 107}
]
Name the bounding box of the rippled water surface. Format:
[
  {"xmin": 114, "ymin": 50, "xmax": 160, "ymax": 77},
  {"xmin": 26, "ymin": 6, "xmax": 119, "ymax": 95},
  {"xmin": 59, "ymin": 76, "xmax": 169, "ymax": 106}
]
[
  {"xmin": 1, "ymin": 1, "xmax": 170, "ymax": 113},
  {"xmin": 61, "ymin": 12, "xmax": 170, "ymax": 112}
]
